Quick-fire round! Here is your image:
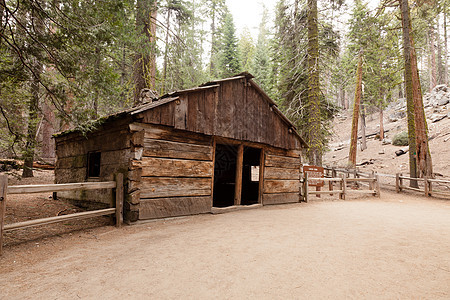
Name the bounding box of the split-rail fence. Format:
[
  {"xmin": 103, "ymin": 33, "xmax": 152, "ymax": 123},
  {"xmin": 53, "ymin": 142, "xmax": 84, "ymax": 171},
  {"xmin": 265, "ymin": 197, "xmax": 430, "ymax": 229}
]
[{"xmin": 0, "ymin": 173, "xmax": 123, "ymax": 256}]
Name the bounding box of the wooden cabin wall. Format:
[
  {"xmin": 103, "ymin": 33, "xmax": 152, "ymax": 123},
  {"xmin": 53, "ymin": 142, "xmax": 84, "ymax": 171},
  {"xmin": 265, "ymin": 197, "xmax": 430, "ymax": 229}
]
[
  {"xmin": 129, "ymin": 123, "xmax": 214, "ymax": 220},
  {"xmin": 262, "ymin": 148, "xmax": 301, "ymax": 205},
  {"xmin": 54, "ymin": 120, "xmax": 131, "ymax": 210}
]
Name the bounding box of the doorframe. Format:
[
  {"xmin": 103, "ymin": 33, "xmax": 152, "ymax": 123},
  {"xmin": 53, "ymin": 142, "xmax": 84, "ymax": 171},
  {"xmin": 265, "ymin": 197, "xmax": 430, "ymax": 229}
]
[{"xmin": 212, "ymin": 137, "xmax": 265, "ymax": 207}]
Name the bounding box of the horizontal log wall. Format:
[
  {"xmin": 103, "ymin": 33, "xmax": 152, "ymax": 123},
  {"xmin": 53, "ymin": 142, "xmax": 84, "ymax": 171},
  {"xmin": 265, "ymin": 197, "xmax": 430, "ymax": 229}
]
[
  {"xmin": 54, "ymin": 122, "xmax": 131, "ymax": 211},
  {"xmin": 135, "ymin": 124, "xmax": 214, "ymax": 220},
  {"xmin": 262, "ymin": 149, "xmax": 301, "ymax": 205}
]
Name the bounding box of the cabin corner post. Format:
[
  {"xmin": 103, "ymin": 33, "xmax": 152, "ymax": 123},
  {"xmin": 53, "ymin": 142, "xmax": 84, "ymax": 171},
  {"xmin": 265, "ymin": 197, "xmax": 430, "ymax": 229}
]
[
  {"xmin": 0, "ymin": 174, "xmax": 7, "ymax": 256},
  {"xmin": 258, "ymin": 148, "xmax": 265, "ymax": 205},
  {"xmin": 115, "ymin": 173, "xmax": 124, "ymax": 227}
]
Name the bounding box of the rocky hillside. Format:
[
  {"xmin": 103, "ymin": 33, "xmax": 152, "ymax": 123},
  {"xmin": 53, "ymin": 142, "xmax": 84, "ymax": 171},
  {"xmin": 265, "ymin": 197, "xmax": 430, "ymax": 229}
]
[{"xmin": 324, "ymin": 85, "xmax": 450, "ymax": 178}]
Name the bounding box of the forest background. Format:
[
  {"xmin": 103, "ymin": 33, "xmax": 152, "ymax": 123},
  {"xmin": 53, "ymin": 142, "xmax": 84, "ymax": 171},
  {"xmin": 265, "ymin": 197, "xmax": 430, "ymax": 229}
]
[{"xmin": 0, "ymin": 0, "xmax": 448, "ymax": 178}]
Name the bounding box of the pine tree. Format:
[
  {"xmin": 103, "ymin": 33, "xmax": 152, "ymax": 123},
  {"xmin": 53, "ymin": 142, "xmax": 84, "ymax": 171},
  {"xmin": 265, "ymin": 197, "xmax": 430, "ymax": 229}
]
[
  {"xmin": 238, "ymin": 28, "xmax": 255, "ymax": 72},
  {"xmin": 251, "ymin": 7, "xmax": 271, "ymax": 91},
  {"xmin": 217, "ymin": 10, "xmax": 241, "ymax": 77}
]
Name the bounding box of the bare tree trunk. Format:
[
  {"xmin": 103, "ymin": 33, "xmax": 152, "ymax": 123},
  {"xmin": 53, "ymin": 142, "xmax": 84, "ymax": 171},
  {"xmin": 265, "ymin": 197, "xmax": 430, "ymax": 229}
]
[
  {"xmin": 360, "ymin": 102, "xmax": 367, "ymax": 151},
  {"xmin": 209, "ymin": 3, "xmax": 217, "ymax": 77},
  {"xmin": 436, "ymin": 18, "xmax": 444, "ymax": 84},
  {"xmin": 400, "ymin": 0, "xmax": 433, "ymax": 187},
  {"xmin": 133, "ymin": 0, "xmax": 157, "ymax": 105},
  {"xmin": 444, "ymin": 7, "xmax": 448, "ymax": 85},
  {"xmin": 93, "ymin": 47, "xmax": 100, "ymax": 118},
  {"xmin": 23, "ymin": 8, "xmax": 44, "ymax": 178},
  {"xmin": 429, "ymin": 25, "xmax": 437, "ymax": 91},
  {"xmin": 400, "ymin": 0, "xmax": 418, "ymax": 187},
  {"xmin": 162, "ymin": 8, "xmax": 172, "ymax": 94},
  {"xmin": 348, "ymin": 51, "xmax": 363, "ymax": 167},
  {"xmin": 411, "ymin": 36, "xmax": 433, "ymax": 178},
  {"xmin": 307, "ymin": 0, "xmax": 322, "ymax": 166},
  {"xmin": 379, "ymin": 102, "xmax": 384, "ymax": 140}
]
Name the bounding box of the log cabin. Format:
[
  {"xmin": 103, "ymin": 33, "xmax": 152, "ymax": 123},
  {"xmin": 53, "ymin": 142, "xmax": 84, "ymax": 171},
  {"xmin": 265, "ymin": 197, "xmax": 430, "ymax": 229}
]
[{"xmin": 54, "ymin": 72, "xmax": 307, "ymax": 222}]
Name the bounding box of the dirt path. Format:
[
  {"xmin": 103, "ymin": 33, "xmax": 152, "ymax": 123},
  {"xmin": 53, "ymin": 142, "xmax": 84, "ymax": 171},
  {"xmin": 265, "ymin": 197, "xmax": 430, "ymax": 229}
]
[{"xmin": 1, "ymin": 191, "xmax": 450, "ymax": 299}]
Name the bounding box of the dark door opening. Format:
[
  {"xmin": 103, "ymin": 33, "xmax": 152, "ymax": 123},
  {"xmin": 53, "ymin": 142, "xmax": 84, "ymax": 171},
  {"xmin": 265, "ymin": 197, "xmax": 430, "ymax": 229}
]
[
  {"xmin": 241, "ymin": 147, "xmax": 261, "ymax": 205},
  {"xmin": 213, "ymin": 144, "xmax": 237, "ymax": 207}
]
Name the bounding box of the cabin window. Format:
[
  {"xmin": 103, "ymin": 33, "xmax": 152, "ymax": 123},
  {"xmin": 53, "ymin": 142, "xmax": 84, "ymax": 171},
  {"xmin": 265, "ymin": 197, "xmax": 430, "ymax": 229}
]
[{"xmin": 87, "ymin": 152, "xmax": 101, "ymax": 178}]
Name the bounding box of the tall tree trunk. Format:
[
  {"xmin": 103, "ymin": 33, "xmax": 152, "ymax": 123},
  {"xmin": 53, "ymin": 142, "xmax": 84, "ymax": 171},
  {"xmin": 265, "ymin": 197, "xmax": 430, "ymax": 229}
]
[
  {"xmin": 436, "ymin": 18, "xmax": 444, "ymax": 84},
  {"xmin": 444, "ymin": 6, "xmax": 448, "ymax": 85},
  {"xmin": 23, "ymin": 8, "xmax": 44, "ymax": 178},
  {"xmin": 379, "ymin": 102, "xmax": 384, "ymax": 141},
  {"xmin": 162, "ymin": 8, "xmax": 172, "ymax": 94},
  {"xmin": 411, "ymin": 36, "xmax": 433, "ymax": 178},
  {"xmin": 133, "ymin": 0, "xmax": 157, "ymax": 105},
  {"xmin": 348, "ymin": 51, "xmax": 363, "ymax": 167},
  {"xmin": 360, "ymin": 102, "xmax": 367, "ymax": 151},
  {"xmin": 93, "ymin": 47, "xmax": 100, "ymax": 118},
  {"xmin": 400, "ymin": 0, "xmax": 418, "ymax": 186},
  {"xmin": 209, "ymin": 3, "xmax": 216, "ymax": 77},
  {"xmin": 120, "ymin": 44, "xmax": 126, "ymax": 106},
  {"xmin": 307, "ymin": 0, "xmax": 322, "ymax": 166},
  {"xmin": 429, "ymin": 25, "xmax": 437, "ymax": 91},
  {"xmin": 400, "ymin": 0, "xmax": 433, "ymax": 186}
]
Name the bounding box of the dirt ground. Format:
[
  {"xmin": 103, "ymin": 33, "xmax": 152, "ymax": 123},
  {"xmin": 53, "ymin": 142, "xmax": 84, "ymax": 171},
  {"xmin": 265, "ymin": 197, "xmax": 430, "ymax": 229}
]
[
  {"xmin": 2, "ymin": 170, "xmax": 110, "ymax": 248},
  {"xmin": 324, "ymin": 110, "xmax": 450, "ymax": 179},
  {"xmin": 1, "ymin": 191, "xmax": 449, "ymax": 299}
]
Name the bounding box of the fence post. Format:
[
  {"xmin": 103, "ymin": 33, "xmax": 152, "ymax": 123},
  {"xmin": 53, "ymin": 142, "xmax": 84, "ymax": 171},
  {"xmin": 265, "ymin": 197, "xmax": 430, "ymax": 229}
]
[
  {"xmin": 304, "ymin": 172, "xmax": 309, "ymax": 203},
  {"xmin": 369, "ymin": 171, "xmax": 374, "ymax": 190},
  {"xmin": 375, "ymin": 174, "xmax": 381, "ymax": 197},
  {"xmin": 115, "ymin": 173, "xmax": 124, "ymax": 228},
  {"xmin": 424, "ymin": 177, "xmax": 429, "ymax": 197},
  {"xmin": 0, "ymin": 174, "xmax": 7, "ymax": 256},
  {"xmin": 428, "ymin": 178, "xmax": 432, "ymax": 196},
  {"xmin": 341, "ymin": 175, "xmax": 346, "ymax": 200}
]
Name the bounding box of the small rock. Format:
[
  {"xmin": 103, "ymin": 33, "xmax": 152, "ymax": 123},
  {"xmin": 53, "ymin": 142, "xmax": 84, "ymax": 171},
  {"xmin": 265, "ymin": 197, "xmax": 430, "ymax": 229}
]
[
  {"xmin": 395, "ymin": 148, "xmax": 408, "ymax": 156},
  {"xmin": 382, "ymin": 138, "xmax": 392, "ymax": 145},
  {"xmin": 378, "ymin": 149, "xmax": 385, "ymax": 154},
  {"xmin": 431, "ymin": 114, "xmax": 446, "ymax": 123}
]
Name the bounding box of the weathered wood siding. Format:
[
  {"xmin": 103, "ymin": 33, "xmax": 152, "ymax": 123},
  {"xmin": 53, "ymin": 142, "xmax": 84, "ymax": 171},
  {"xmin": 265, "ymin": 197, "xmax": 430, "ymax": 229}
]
[
  {"xmin": 262, "ymin": 149, "xmax": 301, "ymax": 205},
  {"xmin": 131, "ymin": 123, "xmax": 214, "ymax": 220},
  {"xmin": 54, "ymin": 118, "xmax": 131, "ymax": 212},
  {"xmin": 136, "ymin": 79, "xmax": 301, "ymax": 150}
]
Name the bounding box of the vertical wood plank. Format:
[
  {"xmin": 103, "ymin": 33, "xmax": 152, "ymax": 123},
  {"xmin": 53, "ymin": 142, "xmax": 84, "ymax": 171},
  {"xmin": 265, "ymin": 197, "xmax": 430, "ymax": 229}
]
[
  {"xmin": 0, "ymin": 174, "xmax": 7, "ymax": 256},
  {"xmin": 424, "ymin": 176, "xmax": 429, "ymax": 196},
  {"xmin": 115, "ymin": 173, "xmax": 124, "ymax": 228},
  {"xmin": 258, "ymin": 147, "xmax": 265, "ymax": 204},
  {"xmin": 211, "ymin": 138, "xmax": 216, "ymax": 207},
  {"xmin": 234, "ymin": 144, "xmax": 244, "ymax": 205}
]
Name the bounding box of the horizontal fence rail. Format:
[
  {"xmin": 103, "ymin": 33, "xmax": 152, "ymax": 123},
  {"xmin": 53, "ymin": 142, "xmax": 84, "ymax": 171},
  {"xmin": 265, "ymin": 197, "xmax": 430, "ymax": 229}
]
[
  {"xmin": 324, "ymin": 166, "xmax": 450, "ymax": 199},
  {"xmin": 0, "ymin": 173, "xmax": 123, "ymax": 256},
  {"xmin": 396, "ymin": 173, "xmax": 450, "ymax": 198},
  {"xmin": 302, "ymin": 172, "xmax": 380, "ymax": 202}
]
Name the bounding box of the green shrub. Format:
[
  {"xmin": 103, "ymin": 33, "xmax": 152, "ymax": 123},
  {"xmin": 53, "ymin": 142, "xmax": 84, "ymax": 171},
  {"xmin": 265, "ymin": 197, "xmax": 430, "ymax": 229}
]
[{"xmin": 392, "ymin": 131, "xmax": 409, "ymax": 146}]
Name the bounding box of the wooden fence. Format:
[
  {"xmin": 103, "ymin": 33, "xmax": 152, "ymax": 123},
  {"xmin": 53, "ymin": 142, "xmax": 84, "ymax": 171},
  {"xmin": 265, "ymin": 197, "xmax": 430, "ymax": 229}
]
[
  {"xmin": 0, "ymin": 173, "xmax": 124, "ymax": 256},
  {"xmin": 301, "ymin": 172, "xmax": 380, "ymax": 202},
  {"xmin": 396, "ymin": 174, "xmax": 450, "ymax": 198},
  {"xmin": 324, "ymin": 166, "xmax": 450, "ymax": 199}
]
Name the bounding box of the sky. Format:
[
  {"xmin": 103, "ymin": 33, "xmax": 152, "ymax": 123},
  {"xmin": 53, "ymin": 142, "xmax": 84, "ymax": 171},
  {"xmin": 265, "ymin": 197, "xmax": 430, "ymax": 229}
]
[
  {"xmin": 226, "ymin": 0, "xmax": 381, "ymax": 40},
  {"xmin": 226, "ymin": 0, "xmax": 277, "ymax": 39}
]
